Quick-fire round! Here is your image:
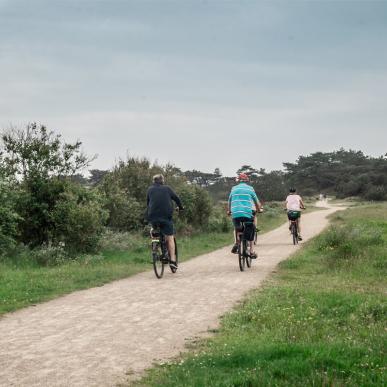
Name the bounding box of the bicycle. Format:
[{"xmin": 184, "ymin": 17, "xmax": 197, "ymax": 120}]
[
  {"xmin": 150, "ymin": 225, "xmax": 178, "ymax": 279},
  {"xmin": 236, "ymin": 220, "xmax": 256, "ymax": 271},
  {"xmin": 286, "ymin": 208, "xmax": 305, "ymax": 245}
]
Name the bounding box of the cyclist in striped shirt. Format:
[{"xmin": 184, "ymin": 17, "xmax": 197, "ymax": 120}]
[{"xmin": 227, "ymin": 173, "xmax": 262, "ymax": 257}]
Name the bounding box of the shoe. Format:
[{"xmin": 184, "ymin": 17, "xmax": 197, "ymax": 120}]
[
  {"xmin": 231, "ymin": 243, "xmax": 238, "ymax": 254},
  {"xmin": 288, "ymin": 225, "xmax": 292, "ymax": 231},
  {"xmin": 169, "ymin": 261, "xmax": 178, "ymax": 269},
  {"xmin": 250, "ymin": 252, "xmax": 257, "ymax": 259},
  {"xmin": 298, "ymin": 236, "xmax": 303, "ymax": 241}
]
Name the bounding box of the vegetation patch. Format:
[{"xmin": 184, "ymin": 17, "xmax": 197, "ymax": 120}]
[{"xmin": 135, "ymin": 203, "xmax": 387, "ymax": 387}]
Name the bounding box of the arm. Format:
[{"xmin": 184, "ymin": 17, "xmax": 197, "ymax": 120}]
[
  {"xmin": 227, "ymin": 192, "xmax": 232, "ymax": 215},
  {"xmin": 251, "ymin": 190, "xmax": 262, "ymax": 212},
  {"xmin": 169, "ymin": 187, "xmax": 184, "ymax": 210},
  {"xmin": 299, "ymin": 197, "xmax": 306, "ymax": 209}
]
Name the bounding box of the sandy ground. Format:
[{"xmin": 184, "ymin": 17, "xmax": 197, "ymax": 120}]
[{"xmin": 0, "ymin": 201, "xmax": 341, "ymax": 387}]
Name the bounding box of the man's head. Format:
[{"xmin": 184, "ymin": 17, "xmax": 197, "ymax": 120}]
[
  {"xmin": 153, "ymin": 174, "xmax": 165, "ymax": 185},
  {"xmin": 289, "ymin": 187, "xmax": 296, "ymax": 193},
  {"xmin": 237, "ymin": 173, "xmax": 249, "ymax": 182}
]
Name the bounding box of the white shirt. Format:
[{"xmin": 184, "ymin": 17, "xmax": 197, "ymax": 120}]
[{"xmin": 286, "ymin": 194, "xmax": 302, "ymax": 211}]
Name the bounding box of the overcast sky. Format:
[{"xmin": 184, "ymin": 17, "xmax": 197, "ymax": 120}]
[{"xmin": 1, "ymin": 0, "xmax": 386, "ymax": 176}]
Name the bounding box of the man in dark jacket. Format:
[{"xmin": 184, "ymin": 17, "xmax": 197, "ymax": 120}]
[{"xmin": 146, "ymin": 174, "xmax": 183, "ymax": 267}]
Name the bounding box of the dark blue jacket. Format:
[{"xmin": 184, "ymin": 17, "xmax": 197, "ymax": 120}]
[{"xmin": 146, "ymin": 183, "xmax": 183, "ymax": 222}]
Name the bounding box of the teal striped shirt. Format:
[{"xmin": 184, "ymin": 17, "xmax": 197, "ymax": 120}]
[{"xmin": 228, "ymin": 183, "xmax": 259, "ymax": 219}]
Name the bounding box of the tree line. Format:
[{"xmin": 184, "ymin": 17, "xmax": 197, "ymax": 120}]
[{"xmin": 1, "ymin": 124, "xmax": 385, "ymax": 260}]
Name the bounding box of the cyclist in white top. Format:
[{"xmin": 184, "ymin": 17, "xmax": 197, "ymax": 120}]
[{"xmin": 284, "ymin": 187, "xmax": 305, "ymax": 240}]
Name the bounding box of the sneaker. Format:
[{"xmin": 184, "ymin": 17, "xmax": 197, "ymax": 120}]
[
  {"xmin": 169, "ymin": 261, "xmax": 178, "ymax": 269},
  {"xmin": 298, "ymin": 235, "xmax": 303, "ymax": 241},
  {"xmin": 231, "ymin": 243, "xmax": 238, "ymax": 254},
  {"xmin": 250, "ymin": 252, "xmax": 257, "ymax": 259}
]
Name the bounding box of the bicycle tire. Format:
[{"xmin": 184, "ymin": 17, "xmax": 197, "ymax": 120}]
[
  {"xmin": 152, "ymin": 242, "xmax": 164, "ymax": 278},
  {"xmin": 291, "ymin": 223, "xmax": 298, "ymax": 245},
  {"xmin": 245, "ymin": 239, "xmax": 252, "ymax": 268},
  {"xmin": 169, "ymin": 237, "xmax": 178, "ymax": 273},
  {"xmin": 238, "ymin": 239, "xmax": 245, "ymax": 271}
]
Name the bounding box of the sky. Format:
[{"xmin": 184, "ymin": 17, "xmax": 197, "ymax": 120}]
[{"xmin": 1, "ymin": 0, "xmax": 386, "ymax": 176}]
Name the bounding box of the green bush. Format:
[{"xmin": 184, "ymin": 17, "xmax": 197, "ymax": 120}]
[
  {"xmin": 101, "ymin": 157, "xmax": 213, "ymax": 232},
  {"xmin": 98, "ymin": 229, "xmax": 145, "ymax": 252},
  {"xmin": 207, "ymin": 205, "xmax": 231, "ymax": 233},
  {"xmin": 176, "ymin": 184, "xmax": 212, "ymax": 230},
  {"xmin": 0, "ymin": 179, "xmax": 20, "ymax": 254},
  {"xmin": 52, "ymin": 183, "xmax": 108, "ymax": 253},
  {"xmin": 364, "ymin": 185, "xmax": 386, "ymax": 201},
  {"xmin": 29, "ymin": 245, "xmax": 68, "ymax": 266}
]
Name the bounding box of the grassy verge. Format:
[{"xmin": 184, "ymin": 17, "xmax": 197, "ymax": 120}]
[
  {"xmin": 0, "ymin": 203, "xmax": 286, "ymax": 316},
  {"xmin": 135, "ymin": 203, "xmax": 387, "ymax": 387}
]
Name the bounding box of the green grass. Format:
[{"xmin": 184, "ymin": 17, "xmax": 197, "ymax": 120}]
[
  {"xmin": 135, "ymin": 203, "xmax": 387, "ymax": 387},
  {"xmin": 0, "ymin": 204, "xmax": 286, "ymax": 316}
]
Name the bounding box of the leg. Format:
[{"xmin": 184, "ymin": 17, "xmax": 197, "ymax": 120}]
[
  {"xmin": 165, "ymin": 235, "xmax": 176, "ymax": 262},
  {"xmin": 249, "ymin": 239, "xmax": 258, "ymax": 257},
  {"xmin": 296, "ymin": 217, "xmax": 303, "ymax": 240},
  {"xmin": 231, "ymin": 219, "xmax": 240, "ymax": 254}
]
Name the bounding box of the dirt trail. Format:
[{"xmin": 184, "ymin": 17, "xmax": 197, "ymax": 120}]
[{"xmin": 0, "ymin": 202, "xmax": 341, "ymax": 387}]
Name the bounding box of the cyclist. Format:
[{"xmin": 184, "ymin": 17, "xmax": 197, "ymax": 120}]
[
  {"xmin": 146, "ymin": 174, "xmax": 183, "ymax": 268},
  {"xmin": 227, "ymin": 173, "xmax": 262, "ymax": 258},
  {"xmin": 284, "ymin": 187, "xmax": 305, "ymax": 241}
]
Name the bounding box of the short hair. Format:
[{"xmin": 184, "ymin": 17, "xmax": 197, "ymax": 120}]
[{"xmin": 153, "ymin": 174, "xmax": 165, "ymax": 184}]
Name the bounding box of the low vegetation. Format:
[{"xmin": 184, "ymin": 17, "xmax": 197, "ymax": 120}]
[{"xmin": 136, "ymin": 203, "xmax": 387, "ymax": 387}]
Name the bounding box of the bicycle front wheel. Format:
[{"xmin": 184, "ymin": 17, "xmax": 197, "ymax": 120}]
[
  {"xmin": 152, "ymin": 242, "xmax": 164, "ymax": 278},
  {"xmin": 169, "ymin": 237, "xmax": 178, "ymax": 273}
]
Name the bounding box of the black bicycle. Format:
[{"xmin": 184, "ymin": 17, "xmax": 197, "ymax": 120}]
[
  {"xmin": 150, "ymin": 225, "xmax": 178, "ymax": 279},
  {"xmin": 236, "ymin": 221, "xmax": 256, "ymax": 271},
  {"xmin": 287, "ymin": 208, "xmax": 305, "ymax": 245}
]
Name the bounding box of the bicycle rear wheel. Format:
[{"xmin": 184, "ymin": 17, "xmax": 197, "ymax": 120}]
[
  {"xmin": 152, "ymin": 242, "xmax": 164, "ymax": 278},
  {"xmin": 245, "ymin": 239, "xmax": 252, "ymax": 268},
  {"xmin": 291, "ymin": 223, "xmax": 298, "ymax": 245},
  {"xmin": 169, "ymin": 237, "xmax": 178, "ymax": 273},
  {"xmin": 238, "ymin": 240, "xmax": 245, "ymax": 271}
]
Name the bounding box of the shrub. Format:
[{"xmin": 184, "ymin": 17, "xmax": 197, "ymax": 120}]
[
  {"xmin": 98, "ymin": 229, "xmax": 145, "ymax": 252},
  {"xmin": 176, "ymin": 184, "xmax": 212, "ymax": 230},
  {"xmin": 207, "ymin": 205, "xmax": 231, "ymax": 233},
  {"xmin": 0, "ymin": 179, "xmax": 20, "ymax": 254},
  {"xmin": 364, "ymin": 185, "xmax": 386, "ymax": 201},
  {"xmin": 52, "ymin": 183, "xmax": 108, "ymax": 253},
  {"xmin": 29, "ymin": 245, "xmax": 68, "ymax": 266}
]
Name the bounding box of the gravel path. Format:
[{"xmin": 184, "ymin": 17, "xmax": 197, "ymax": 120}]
[{"xmin": 0, "ymin": 202, "xmax": 340, "ymax": 387}]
